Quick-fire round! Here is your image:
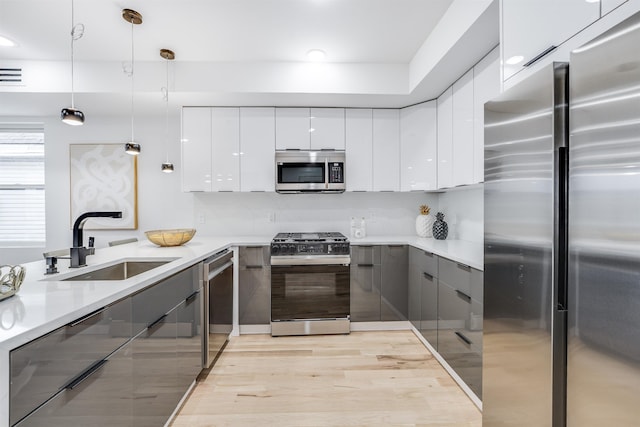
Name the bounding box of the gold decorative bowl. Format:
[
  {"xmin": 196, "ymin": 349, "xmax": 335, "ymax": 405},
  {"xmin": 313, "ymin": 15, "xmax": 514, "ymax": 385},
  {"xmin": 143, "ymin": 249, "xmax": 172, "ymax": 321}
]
[{"xmin": 145, "ymin": 228, "xmax": 196, "ymax": 247}]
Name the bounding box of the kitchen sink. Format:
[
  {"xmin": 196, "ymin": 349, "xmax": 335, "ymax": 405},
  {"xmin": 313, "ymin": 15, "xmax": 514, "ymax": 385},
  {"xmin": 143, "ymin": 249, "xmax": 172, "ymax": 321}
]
[{"xmin": 44, "ymin": 258, "xmax": 177, "ymax": 281}]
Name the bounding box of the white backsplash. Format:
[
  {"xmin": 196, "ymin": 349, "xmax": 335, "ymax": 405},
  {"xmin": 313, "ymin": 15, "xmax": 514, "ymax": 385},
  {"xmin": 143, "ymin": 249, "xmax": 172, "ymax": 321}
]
[
  {"xmin": 437, "ymin": 186, "xmax": 484, "ymax": 243},
  {"xmin": 193, "ymin": 192, "xmax": 439, "ymax": 238}
]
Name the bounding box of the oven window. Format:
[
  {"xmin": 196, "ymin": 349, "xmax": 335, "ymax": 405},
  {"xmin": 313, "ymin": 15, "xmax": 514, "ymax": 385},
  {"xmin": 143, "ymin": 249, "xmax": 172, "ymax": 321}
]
[
  {"xmin": 272, "ymin": 265, "xmax": 350, "ymax": 320},
  {"xmin": 278, "ymin": 163, "xmax": 324, "ymax": 183}
]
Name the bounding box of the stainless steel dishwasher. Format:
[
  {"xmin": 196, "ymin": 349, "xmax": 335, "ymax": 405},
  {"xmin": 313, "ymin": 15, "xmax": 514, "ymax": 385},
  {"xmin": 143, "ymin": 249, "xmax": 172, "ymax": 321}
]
[{"xmin": 202, "ymin": 249, "xmax": 234, "ymax": 368}]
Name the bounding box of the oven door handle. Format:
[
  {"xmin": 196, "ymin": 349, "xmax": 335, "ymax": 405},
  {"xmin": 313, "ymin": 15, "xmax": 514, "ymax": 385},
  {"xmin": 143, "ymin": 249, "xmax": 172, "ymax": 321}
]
[{"xmin": 270, "ymin": 255, "xmax": 351, "ymax": 266}]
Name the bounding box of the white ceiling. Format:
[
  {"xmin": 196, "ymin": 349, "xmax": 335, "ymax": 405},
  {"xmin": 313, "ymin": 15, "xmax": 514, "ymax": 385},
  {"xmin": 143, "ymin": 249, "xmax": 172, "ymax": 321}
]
[{"xmin": 0, "ymin": 0, "xmax": 499, "ymax": 116}]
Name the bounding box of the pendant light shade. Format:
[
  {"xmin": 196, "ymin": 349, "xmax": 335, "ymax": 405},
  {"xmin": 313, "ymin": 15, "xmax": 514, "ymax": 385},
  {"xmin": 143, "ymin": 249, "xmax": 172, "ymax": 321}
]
[
  {"xmin": 125, "ymin": 142, "xmax": 141, "ymax": 155},
  {"xmin": 123, "ymin": 9, "xmax": 142, "ymax": 155},
  {"xmin": 61, "ymin": 0, "xmax": 84, "ymax": 126},
  {"xmin": 61, "ymin": 107, "xmax": 85, "ymax": 125},
  {"xmin": 160, "ymin": 48, "xmax": 175, "ymax": 173}
]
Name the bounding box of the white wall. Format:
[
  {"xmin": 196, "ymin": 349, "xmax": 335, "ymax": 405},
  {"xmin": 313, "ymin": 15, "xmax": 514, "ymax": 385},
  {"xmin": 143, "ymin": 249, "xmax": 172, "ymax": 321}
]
[
  {"xmin": 193, "ymin": 192, "xmax": 439, "ymax": 238},
  {"xmin": 0, "ymin": 112, "xmax": 193, "ymax": 265},
  {"xmin": 437, "ymin": 186, "xmax": 484, "ymax": 243}
]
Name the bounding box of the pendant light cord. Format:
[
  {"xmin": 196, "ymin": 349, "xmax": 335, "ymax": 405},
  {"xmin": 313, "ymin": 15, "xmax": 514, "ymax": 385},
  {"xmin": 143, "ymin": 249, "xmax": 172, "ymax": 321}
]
[
  {"xmin": 70, "ymin": 0, "xmax": 75, "ymax": 108},
  {"xmin": 165, "ymin": 57, "xmax": 169, "ymax": 162},
  {"xmin": 130, "ymin": 18, "xmax": 135, "ymax": 143}
]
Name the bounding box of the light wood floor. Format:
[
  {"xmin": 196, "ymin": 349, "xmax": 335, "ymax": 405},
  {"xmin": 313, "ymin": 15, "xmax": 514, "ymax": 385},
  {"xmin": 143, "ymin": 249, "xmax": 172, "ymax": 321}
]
[{"xmin": 171, "ymin": 330, "xmax": 481, "ymax": 427}]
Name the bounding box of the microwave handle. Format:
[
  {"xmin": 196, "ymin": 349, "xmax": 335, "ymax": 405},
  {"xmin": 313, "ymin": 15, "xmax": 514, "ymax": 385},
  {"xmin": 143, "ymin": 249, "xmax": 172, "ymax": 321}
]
[{"xmin": 325, "ymin": 157, "xmax": 329, "ymax": 187}]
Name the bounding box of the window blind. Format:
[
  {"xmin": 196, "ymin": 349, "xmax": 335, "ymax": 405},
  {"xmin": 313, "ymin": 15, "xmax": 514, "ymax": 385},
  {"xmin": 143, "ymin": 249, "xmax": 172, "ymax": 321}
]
[{"xmin": 0, "ymin": 126, "xmax": 45, "ymax": 245}]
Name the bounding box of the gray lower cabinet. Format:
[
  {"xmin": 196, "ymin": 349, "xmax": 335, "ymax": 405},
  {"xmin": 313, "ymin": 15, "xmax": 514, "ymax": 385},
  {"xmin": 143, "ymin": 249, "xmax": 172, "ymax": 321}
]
[
  {"xmin": 14, "ymin": 342, "xmax": 134, "ymax": 427},
  {"xmin": 10, "ymin": 297, "xmax": 132, "ymax": 426},
  {"xmin": 420, "ymin": 269, "xmax": 438, "ymax": 347},
  {"xmin": 436, "ymin": 257, "xmax": 483, "ymax": 398},
  {"xmin": 10, "ymin": 264, "xmax": 203, "ymax": 427},
  {"xmin": 132, "ymin": 306, "xmax": 180, "ymax": 427},
  {"xmin": 350, "ymin": 245, "xmax": 382, "ymax": 321},
  {"xmin": 238, "ymin": 246, "xmax": 271, "ymax": 325},
  {"xmin": 381, "ymin": 245, "xmax": 408, "ymax": 321}
]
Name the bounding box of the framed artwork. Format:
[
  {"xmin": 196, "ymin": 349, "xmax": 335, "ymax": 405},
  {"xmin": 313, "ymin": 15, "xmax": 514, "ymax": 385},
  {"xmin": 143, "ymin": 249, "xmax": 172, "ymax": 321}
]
[{"xmin": 69, "ymin": 144, "xmax": 138, "ymax": 229}]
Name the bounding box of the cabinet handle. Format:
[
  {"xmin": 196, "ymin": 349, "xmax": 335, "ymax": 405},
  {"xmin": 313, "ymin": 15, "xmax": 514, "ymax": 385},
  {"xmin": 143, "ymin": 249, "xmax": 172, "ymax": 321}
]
[
  {"xmin": 387, "ymin": 245, "xmax": 404, "ymax": 248},
  {"xmin": 456, "ymin": 263, "xmax": 471, "ymax": 272},
  {"xmin": 357, "ymin": 263, "xmax": 375, "ymax": 267},
  {"xmin": 455, "ymin": 289, "xmax": 472, "ymax": 301},
  {"xmin": 244, "ymin": 245, "xmax": 265, "ymax": 249},
  {"xmin": 455, "ymin": 331, "xmax": 472, "ymax": 345},
  {"xmin": 523, "ymin": 45, "xmax": 557, "ymax": 67},
  {"xmin": 68, "ymin": 307, "xmax": 107, "ymax": 327},
  {"xmin": 423, "ymin": 251, "xmax": 434, "ymax": 257},
  {"xmin": 185, "ymin": 290, "xmax": 200, "ymax": 304},
  {"xmin": 62, "ymin": 359, "xmax": 108, "ymax": 390},
  {"xmin": 148, "ymin": 313, "xmax": 168, "ymax": 330},
  {"xmin": 244, "ymin": 265, "xmax": 263, "ymax": 270},
  {"xmin": 422, "ymin": 272, "xmax": 434, "ymax": 281}
]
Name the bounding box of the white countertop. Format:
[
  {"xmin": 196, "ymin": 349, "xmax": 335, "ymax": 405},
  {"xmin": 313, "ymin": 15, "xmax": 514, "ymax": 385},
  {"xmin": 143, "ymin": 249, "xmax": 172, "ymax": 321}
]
[{"xmin": 0, "ymin": 234, "xmax": 482, "ymax": 426}]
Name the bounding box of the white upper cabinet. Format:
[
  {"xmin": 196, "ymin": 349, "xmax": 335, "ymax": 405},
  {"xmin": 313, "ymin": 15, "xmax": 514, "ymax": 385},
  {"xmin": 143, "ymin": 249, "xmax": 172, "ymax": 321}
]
[
  {"xmin": 400, "ymin": 101, "xmax": 437, "ymax": 191},
  {"xmin": 310, "ymin": 108, "xmax": 345, "ymax": 150},
  {"xmin": 601, "ymin": 0, "xmax": 628, "ymax": 15},
  {"xmin": 275, "ymin": 108, "xmax": 310, "ymax": 150},
  {"xmin": 437, "ymin": 87, "xmax": 453, "ymax": 189},
  {"xmin": 182, "ymin": 107, "xmax": 212, "ymax": 192},
  {"xmin": 372, "ymin": 109, "xmax": 400, "ymax": 192},
  {"xmin": 473, "ymin": 47, "xmax": 500, "ymax": 184},
  {"xmin": 452, "ymin": 69, "xmax": 475, "ymax": 187},
  {"xmin": 240, "ymin": 107, "xmax": 275, "ymax": 192},
  {"xmin": 211, "ymin": 108, "xmax": 240, "ymax": 192},
  {"xmin": 502, "ymin": 0, "xmax": 600, "ymax": 80},
  {"xmin": 345, "ymin": 109, "xmax": 373, "ymax": 191}
]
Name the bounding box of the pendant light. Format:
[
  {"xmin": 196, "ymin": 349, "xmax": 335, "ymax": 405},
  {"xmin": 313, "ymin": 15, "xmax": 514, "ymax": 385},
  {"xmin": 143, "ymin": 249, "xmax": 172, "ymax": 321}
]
[
  {"xmin": 122, "ymin": 9, "xmax": 142, "ymax": 155},
  {"xmin": 60, "ymin": 0, "xmax": 85, "ymax": 126},
  {"xmin": 160, "ymin": 48, "xmax": 175, "ymax": 173}
]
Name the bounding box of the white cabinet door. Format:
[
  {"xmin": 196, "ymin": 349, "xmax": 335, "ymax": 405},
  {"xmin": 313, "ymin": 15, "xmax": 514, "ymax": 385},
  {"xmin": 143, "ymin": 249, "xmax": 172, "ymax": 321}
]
[
  {"xmin": 310, "ymin": 108, "xmax": 345, "ymax": 150},
  {"xmin": 181, "ymin": 107, "xmax": 212, "ymax": 192},
  {"xmin": 473, "ymin": 47, "xmax": 500, "ymax": 184},
  {"xmin": 400, "ymin": 101, "xmax": 437, "ymax": 191},
  {"xmin": 601, "ymin": 0, "xmax": 628, "ymax": 15},
  {"xmin": 275, "ymin": 108, "xmax": 310, "ymax": 149},
  {"xmin": 211, "ymin": 108, "xmax": 240, "ymax": 192},
  {"xmin": 452, "ymin": 69, "xmax": 475, "ymax": 187},
  {"xmin": 437, "ymin": 87, "xmax": 453, "ymax": 189},
  {"xmin": 502, "ymin": 0, "xmax": 600, "ymax": 80},
  {"xmin": 240, "ymin": 107, "xmax": 275, "ymax": 192},
  {"xmin": 345, "ymin": 108, "xmax": 373, "ymax": 191},
  {"xmin": 372, "ymin": 109, "xmax": 400, "ymax": 192}
]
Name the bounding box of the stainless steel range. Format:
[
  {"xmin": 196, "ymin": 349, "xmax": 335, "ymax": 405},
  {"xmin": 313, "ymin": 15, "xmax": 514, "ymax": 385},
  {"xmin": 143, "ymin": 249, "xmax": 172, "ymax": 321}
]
[{"xmin": 270, "ymin": 232, "xmax": 350, "ymax": 336}]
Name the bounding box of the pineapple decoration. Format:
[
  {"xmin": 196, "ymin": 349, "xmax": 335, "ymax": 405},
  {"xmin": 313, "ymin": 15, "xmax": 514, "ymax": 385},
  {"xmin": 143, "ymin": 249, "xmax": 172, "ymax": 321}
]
[
  {"xmin": 415, "ymin": 204, "xmax": 434, "ymax": 238},
  {"xmin": 432, "ymin": 212, "xmax": 449, "ymax": 240}
]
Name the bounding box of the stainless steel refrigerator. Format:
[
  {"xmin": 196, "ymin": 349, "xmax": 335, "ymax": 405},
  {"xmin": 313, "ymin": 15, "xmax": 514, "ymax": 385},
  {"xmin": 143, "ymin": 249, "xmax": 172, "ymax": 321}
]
[{"xmin": 483, "ymin": 11, "xmax": 640, "ymax": 427}]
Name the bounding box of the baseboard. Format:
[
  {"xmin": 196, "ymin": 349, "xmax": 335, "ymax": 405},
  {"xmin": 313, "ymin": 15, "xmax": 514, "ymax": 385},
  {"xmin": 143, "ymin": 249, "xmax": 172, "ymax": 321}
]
[
  {"xmin": 410, "ymin": 325, "xmax": 483, "ymax": 411},
  {"xmin": 350, "ymin": 321, "xmax": 412, "ymax": 331}
]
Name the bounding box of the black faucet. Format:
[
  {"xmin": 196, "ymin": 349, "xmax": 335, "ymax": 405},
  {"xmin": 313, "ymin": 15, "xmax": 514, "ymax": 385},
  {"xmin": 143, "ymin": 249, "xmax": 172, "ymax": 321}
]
[{"xmin": 70, "ymin": 211, "xmax": 122, "ymax": 268}]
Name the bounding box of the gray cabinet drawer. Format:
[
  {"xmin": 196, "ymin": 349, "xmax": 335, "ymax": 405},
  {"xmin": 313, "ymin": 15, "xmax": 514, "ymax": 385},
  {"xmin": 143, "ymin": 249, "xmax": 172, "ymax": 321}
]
[
  {"xmin": 438, "ymin": 257, "xmax": 473, "ymax": 296},
  {"xmin": 10, "ymin": 297, "xmax": 132, "ymax": 426},
  {"xmin": 381, "ymin": 245, "xmax": 408, "ymax": 321},
  {"xmin": 350, "ymin": 245, "xmax": 381, "ymax": 265},
  {"xmin": 419, "ymin": 271, "xmax": 438, "ymax": 347},
  {"xmin": 14, "ymin": 344, "xmax": 134, "ymax": 427},
  {"xmin": 132, "ymin": 265, "xmax": 198, "ymax": 334},
  {"xmin": 417, "ymin": 249, "xmax": 438, "ymax": 277}
]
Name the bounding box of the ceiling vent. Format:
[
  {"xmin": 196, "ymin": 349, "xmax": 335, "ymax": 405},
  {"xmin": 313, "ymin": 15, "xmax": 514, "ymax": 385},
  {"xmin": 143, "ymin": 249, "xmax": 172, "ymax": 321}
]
[{"xmin": 0, "ymin": 68, "xmax": 23, "ymax": 85}]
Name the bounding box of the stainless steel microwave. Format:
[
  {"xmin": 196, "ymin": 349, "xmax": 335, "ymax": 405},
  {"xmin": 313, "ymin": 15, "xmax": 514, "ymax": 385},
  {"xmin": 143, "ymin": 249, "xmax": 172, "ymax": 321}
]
[{"xmin": 275, "ymin": 150, "xmax": 345, "ymax": 193}]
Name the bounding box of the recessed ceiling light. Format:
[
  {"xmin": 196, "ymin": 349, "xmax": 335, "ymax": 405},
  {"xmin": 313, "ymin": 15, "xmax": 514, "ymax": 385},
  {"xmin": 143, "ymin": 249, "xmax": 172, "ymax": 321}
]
[
  {"xmin": 0, "ymin": 35, "xmax": 16, "ymax": 47},
  {"xmin": 307, "ymin": 49, "xmax": 326, "ymax": 62},
  {"xmin": 506, "ymin": 55, "xmax": 524, "ymax": 65}
]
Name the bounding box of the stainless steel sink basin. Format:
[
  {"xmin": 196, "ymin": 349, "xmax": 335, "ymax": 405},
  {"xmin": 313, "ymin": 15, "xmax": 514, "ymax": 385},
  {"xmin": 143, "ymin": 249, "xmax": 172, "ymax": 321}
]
[{"xmin": 55, "ymin": 259, "xmax": 176, "ymax": 281}]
